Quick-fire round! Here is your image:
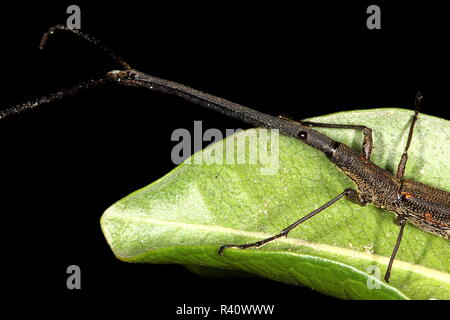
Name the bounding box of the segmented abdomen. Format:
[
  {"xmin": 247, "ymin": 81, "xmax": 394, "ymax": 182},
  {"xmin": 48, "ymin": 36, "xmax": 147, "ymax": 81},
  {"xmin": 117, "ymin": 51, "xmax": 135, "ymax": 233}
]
[{"xmin": 397, "ymin": 180, "xmax": 450, "ymax": 239}]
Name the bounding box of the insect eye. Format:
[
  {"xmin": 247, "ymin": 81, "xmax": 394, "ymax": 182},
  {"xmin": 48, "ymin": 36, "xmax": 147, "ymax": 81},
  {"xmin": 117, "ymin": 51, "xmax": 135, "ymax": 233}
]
[{"xmin": 297, "ymin": 131, "xmax": 308, "ymax": 140}]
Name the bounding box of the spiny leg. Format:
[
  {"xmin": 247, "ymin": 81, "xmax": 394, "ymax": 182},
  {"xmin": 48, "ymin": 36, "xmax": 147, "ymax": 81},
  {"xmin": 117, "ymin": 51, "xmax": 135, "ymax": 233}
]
[
  {"xmin": 396, "ymin": 92, "xmax": 422, "ymax": 180},
  {"xmin": 218, "ymin": 188, "xmax": 354, "ymax": 255},
  {"xmin": 300, "ymin": 121, "xmax": 373, "ymax": 160},
  {"xmin": 384, "ymin": 216, "xmax": 407, "ymax": 282}
]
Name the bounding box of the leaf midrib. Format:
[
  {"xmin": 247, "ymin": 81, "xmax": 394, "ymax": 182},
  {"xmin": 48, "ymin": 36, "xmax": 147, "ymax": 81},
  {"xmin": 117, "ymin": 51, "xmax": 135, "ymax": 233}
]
[{"xmin": 104, "ymin": 213, "xmax": 450, "ymax": 284}]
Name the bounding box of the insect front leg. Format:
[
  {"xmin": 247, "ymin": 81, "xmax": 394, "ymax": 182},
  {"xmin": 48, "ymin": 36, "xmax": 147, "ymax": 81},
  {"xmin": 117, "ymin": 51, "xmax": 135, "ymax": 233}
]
[
  {"xmin": 345, "ymin": 188, "xmax": 368, "ymax": 206},
  {"xmin": 300, "ymin": 122, "xmax": 374, "ymax": 160},
  {"xmin": 218, "ymin": 188, "xmax": 355, "ymax": 255}
]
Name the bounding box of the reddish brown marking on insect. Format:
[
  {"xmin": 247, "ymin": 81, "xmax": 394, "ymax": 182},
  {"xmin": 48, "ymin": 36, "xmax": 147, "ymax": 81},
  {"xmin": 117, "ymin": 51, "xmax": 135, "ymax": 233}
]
[
  {"xmin": 424, "ymin": 212, "xmax": 433, "ymax": 222},
  {"xmin": 401, "ymin": 192, "xmax": 413, "ymax": 199}
]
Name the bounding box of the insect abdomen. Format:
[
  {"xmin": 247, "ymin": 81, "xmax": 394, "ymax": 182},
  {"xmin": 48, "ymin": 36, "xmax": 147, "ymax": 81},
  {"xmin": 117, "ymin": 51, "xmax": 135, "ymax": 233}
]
[{"xmin": 397, "ymin": 180, "xmax": 450, "ymax": 239}]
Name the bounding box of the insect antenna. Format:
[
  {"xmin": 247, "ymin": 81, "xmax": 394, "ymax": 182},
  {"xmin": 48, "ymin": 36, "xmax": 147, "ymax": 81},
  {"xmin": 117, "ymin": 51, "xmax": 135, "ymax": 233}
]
[
  {"xmin": 0, "ymin": 77, "xmax": 110, "ymax": 120},
  {"xmin": 0, "ymin": 25, "xmax": 134, "ymax": 120},
  {"xmin": 40, "ymin": 24, "xmax": 132, "ymax": 70}
]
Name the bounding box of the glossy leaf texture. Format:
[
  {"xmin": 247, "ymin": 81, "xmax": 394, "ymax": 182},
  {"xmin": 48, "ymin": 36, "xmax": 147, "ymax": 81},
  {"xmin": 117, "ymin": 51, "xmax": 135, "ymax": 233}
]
[{"xmin": 101, "ymin": 109, "xmax": 450, "ymax": 300}]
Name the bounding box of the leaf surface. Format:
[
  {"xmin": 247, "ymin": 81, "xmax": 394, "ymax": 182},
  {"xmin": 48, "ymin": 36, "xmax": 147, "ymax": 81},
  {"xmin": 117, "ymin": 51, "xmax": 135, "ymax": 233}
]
[{"xmin": 101, "ymin": 109, "xmax": 450, "ymax": 300}]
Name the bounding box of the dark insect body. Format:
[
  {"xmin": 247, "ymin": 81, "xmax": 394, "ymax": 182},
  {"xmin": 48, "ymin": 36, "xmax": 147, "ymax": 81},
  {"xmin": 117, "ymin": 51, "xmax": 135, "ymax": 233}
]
[{"xmin": 1, "ymin": 25, "xmax": 449, "ymax": 282}]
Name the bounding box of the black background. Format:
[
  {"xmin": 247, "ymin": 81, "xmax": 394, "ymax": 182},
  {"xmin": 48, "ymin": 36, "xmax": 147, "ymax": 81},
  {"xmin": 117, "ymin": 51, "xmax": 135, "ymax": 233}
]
[{"xmin": 1, "ymin": 1, "xmax": 449, "ymax": 313}]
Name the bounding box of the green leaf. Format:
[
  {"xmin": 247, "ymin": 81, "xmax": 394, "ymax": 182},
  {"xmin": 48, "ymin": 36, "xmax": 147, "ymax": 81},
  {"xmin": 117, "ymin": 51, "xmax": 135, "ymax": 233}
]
[{"xmin": 100, "ymin": 108, "xmax": 450, "ymax": 300}]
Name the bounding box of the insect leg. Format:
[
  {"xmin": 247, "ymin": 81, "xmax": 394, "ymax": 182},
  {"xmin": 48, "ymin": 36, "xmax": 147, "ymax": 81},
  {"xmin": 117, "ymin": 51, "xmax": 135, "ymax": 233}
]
[
  {"xmin": 396, "ymin": 92, "xmax": 422, "ymax": 180},
  {"xmin": 299, "ymin": 121, "xmax": 373, "ymax": 160},
  {"xmin": 218, "ymin": 188, "xmax": 354, "ymax": 255},
  {"xmin": 384, "ymin": 216, "xmax": 407, "ymax": 282},
  {"xmin": 345, "ymin": 188, "xmax": 367, "ymax": 206}
]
